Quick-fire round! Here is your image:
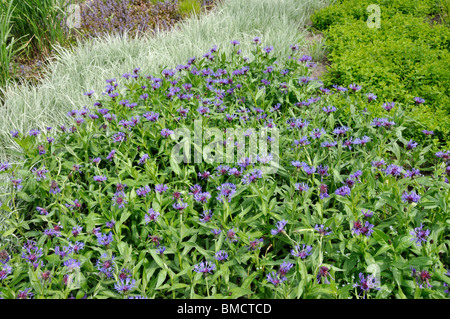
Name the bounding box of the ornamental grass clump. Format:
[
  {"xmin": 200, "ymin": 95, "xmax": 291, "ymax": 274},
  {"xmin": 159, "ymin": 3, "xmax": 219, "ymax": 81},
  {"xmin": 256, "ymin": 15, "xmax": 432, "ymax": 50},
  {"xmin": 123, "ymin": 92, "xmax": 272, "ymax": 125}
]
[{"xmin": 0, "ymin": 39, "xmax": 449, "ymax": 299}]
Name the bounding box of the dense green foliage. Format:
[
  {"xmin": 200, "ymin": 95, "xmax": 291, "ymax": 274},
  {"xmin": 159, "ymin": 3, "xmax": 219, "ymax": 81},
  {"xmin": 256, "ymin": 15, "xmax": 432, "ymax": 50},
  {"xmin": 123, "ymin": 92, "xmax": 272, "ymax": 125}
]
[
  {"xmin": 311, "ymin": 0, "xmax": 450, "ymax": 147},
  {"xmin": 0, "ymin": 40, "xmax": 449, "ymax": 299}
]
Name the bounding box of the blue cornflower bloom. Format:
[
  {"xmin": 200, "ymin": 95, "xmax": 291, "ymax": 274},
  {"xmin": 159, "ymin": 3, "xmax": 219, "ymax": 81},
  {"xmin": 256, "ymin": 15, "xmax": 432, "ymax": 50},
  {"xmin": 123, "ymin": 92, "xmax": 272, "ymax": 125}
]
[
  {"xmin": 310, "ymin": 128, "xmax": 326, "ymax": 139},
  {"xmin": 242, "ymin": 169, "xmax": 263, "ymax": 185},
  {"xmin": 215, "ymin": 250, "xmax": 228, "ymax": 262},
  {"xmin": 112, "ymin": 191, "xmax": 127, "ymax": 208},
  {"xmin": 199, "ymin": 210, "xmax": 213, "ymax": 223},
  {"xmin": 294, "ymin": 182, "xmax": 309, "ymax": 192},
  {"xmin": 115, "ymin": 278, "xmax": 136, "ymax": 294},
  {"xmin": 353, "ymin": 273, "xmax": 380, "ymax": 298},
  {"xmin": 144, "ymin": 208, "xmax": 160, "ymax": 224},
  {"xmin": 266, "ymin": 271, "xmax": 287, "ymax": 286},
  {"xmin": 411, "ymin": 268, "xmax": 432, "ymax": 289},
  {"xmin": 16, "ymin": 287, "xmax": 34, "ymax": 299},
  {"xmin": 335, "ymin": 185, "xmax": 351, "ymax": 197},
  {"xmin": 271, "ymin": 220, "xmax": 287, "ymax": 236},
  {"xmin": 155, "ymin": 184, "xmax": 168, "ymax": 194},
  {"xmin": 278, "ymin": 261, "xmax": 294, "ymax": 277},
  {"xmin": 64, "ymin": 258, "xmax": 81, "ymax": 272},
  {"xmin": 96, "ymin": 232, "xmax": 113, "ymax": 247},
  {"xmin": 401, "ymin": 190, "xmax": 420, "ymax": 204},
  {"xmin": 96, "ymin": 253, "xmax": 115, "ymax": 278},
  {"xmin": 317, "ymin": 265, "xmax": 334, "ymax": 284},
  {"xmin": 194, "ymin": 261, "xmax": 215, "ymax": 275},
  {"xmin": 291, "ymin": 245, "xmax": 313, "ymax": 259},
  {"xmin": 351, "ymin": 220, "xmax": 374, "ymax": 237},
  {"xmin": 216, "ymin": 183, "xmax": 236, "ymax": 202},
  {"xmin": 410, "ymin": 224, "xmax": 430, "ymax": 246},
  {"xmin": 315, "ymin": 224, "xmax": 332, "ymax": 236}
]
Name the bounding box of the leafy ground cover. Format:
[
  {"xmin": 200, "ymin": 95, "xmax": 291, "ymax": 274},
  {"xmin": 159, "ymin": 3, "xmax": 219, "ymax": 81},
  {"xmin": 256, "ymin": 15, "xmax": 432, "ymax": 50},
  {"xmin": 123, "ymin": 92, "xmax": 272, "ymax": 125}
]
[
  {"xmin": 0, "ymin": 38, "xmax": 449, "ymax": 299},
  {"xmin": 310, "ymin": 0, "xmax": 450, "ymax": 148}
]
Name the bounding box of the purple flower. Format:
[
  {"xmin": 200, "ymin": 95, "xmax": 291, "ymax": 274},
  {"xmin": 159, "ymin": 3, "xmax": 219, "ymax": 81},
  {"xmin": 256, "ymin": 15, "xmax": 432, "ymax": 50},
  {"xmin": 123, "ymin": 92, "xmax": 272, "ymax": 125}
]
[
  {"xmin": 406, "ymin": 139, "xmax": 418, "ymax": 150},
  {"xmin": 211, "ymin": 228, "xmax": 221, "ymax": 237},
  {"xmin": 366, "ymin": 93, "xmax": 377, "ymax": 102},
  {"xmin": 335, "ymin": 185, "xmax": 351, "ymax": 197},
  {"xmin": 266, "ymin": 271, "xmax": 287, "ymax": 286},
  {"xmin": 16, "ymin": 288, "xmax": 33, "ymax": 299},
  {"xmin": 411, "ymin": 268, "xmax": 432, "ymax": 289},
  {"xmin": 136, "ymin": 185, "xmax": 151, "ymax": 197},
  {"xmin": 352, "ymin": 220, "xmax": 374, "ymax": 237},
  {"xmin": 315, "ymin": 224, "xmax": 332, "ymax": 236},
  {"xmin": 112, "ymin": 132, "xmax": 126, "ymax": 143},
  {"xmin": 242, "ymin": 169, "xmax": 263, "ymax": 185},
  {"xmin": 215, "ymin": 250, "xmax": 228, "ymax": 262},
  {"xmin": 291, "ymin": 245, "xmax": 312, "ymax": 259},
  {"xmin": 69, "ymin": 241, "xmax": 84, "ymax": 254},
  {"xmin": 160, "ymin": 129, "xmax": 173, "ymax": 138},
  {"xmin": 11, "ymin": 178, "xmax": 23, "ymax": 190},
  {"xmin": 414, "ymin": 97, "xmax": 425, "ymax": 104},
  {"xmin": 310, "ymin": 128, "xmax": 326, "ymax": 139},
  {"xmin": 384, "ymin": 164, "xmax": 403, "ymax": 177},
  {"xmin": 49, "ymin": 180, "xmax": 61, "ymax": 194},
  {"xmin": 173, "ymin": 201, "xmax": 188, "ymax": 212},
  {"xmin": 247, "ymin": 238, "xmax": 264, "ymax": 251},
  {"xmin": 96, "ymin": 232, "xmax": 113, "ymax": 247},
  {"xmin": 72, "ymin": 225, "xmax": 83, "ymax": 237},
  {"xmin": 194, "ymin": 261, "xmax": 215, "ymax": 275},
  {"xmin": 216, "ymin": 183, "xmax": 236, "ymax": 202},
  {"xmin": 143, "ymin": 111, "xmax": 159, "ymax": 122},
  {"xmin": 106, "ymin": 149, "xmax": 116, "ymax": 161},
  {"xmin": 93, "ymin": 175, "xmax": 107, "ymax": 183},
  {"xmin": 138, "ymin": 154, "xmax": 149, "ymax": 165},
  {"xmin": 410, "ymin": 224, "xmax": 430, "ymax": 246},
  {"xmin": 271, "ymin": 220, "xmax": 287, "ymax": 236},
  {"xmin": 112, "ymin": 191, "xmax": 127, "ymax": 208},
  {"xmin": 372, "ymin": 159, "xmax": 386, "ymax": 169},
  {"xmin": 96, "ymin": 253, "xmax": 115, "ymax": 278},
  {"xmin": 382, "ymin": 102, "xmax": 395, "ymax": 112},
  {"xmin": 401, "ymin": 190, "xmax": 420, "ymax": 204},
  {"xmin": 294, "ymin": 183, "xmax": 309, "ymax": 192},
  {"xmin": 353, "ymin": 273, "xmax": 380, "ymax": 298},
  {"xmin": 36, "ymin": 206, "xmax": 48, "ymax": 215},
  {"xmin": 194, "ymin": 191, "xmax": 211, "ymax": 203},
  {"xmin": 226, "ymin": 227, "xmax": 239, "ymax": 242},
  {"xmin": 0, "ymin": 162, "xmax": 11, "ymax": 172},
  {"xmin": 115, "ymin": 278, "xmax": 136, "ymax": 294},
  {"xmin": 349, "ymin": 83, "xmax": 362, "ymax": 92},
  {"xmin": 362, "ymin": 209, "xmax": 374, "ymax": 218},
  {"xmin": 319, "ymin": 184, "xmax": 330, "ymax": 199},
  {"xmin": 155, "ymin": 184, "xmax": 168, "ymax": 194},
  {"xmin": 64, "ymin": 258, "xmax": 81, "ymax": 272},
  {"xmin": 29, "ymin": 129, "xmax": 41, "ymax": 136},
  {"xmin": 278, "ymin": 261, "xmax": 294, "ymax": 277},
  {"xmin": 263, "ymin": 46, "xmax": 274, "ymax": 54},
  {"xmin": 0, "ymin": 263, "xmax": 12, "ymax": 281},
  {"xmin": 322, "ymin": 105, "xmax": 336, "ymax": 113},
  {"xmin": 317, "ymin": 265, "xmax": 334, "ymax": 284},
  {"xmin": 435, "ymin": 150, "xmax": 450, "ymax": 160},
  {"xmin": 145, "ymin": 208, "xmax": 160, "ymax": 223},
  {"xmin": 199, "ymin": 210, "xmax": 213, "ymax": 223},
  {"xmin": 198, "ymin": 171, "xmax": 211, "ymax": 181}
]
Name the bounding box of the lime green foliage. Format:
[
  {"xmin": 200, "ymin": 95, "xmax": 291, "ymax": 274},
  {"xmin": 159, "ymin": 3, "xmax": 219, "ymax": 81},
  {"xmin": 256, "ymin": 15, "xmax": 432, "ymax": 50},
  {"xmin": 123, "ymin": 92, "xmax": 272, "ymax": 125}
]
[
  {"xmin": 311, "ymin": 0, "xmax": 450, "ymax": 147},
  {"xmin": 179, "ymin": 0, "xmax": 202, "ymax": 17},
  {"xmin": 439, "ymin": 0, "xmax": 450, "ymax": 25}
]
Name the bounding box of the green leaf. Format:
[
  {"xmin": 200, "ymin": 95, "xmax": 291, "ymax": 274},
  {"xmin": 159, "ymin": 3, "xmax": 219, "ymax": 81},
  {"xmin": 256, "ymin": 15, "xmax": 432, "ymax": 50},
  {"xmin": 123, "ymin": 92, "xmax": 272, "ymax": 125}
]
[{"xmin": 2, "ymin": 227, "xmax": 15, "ymax": 237}]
